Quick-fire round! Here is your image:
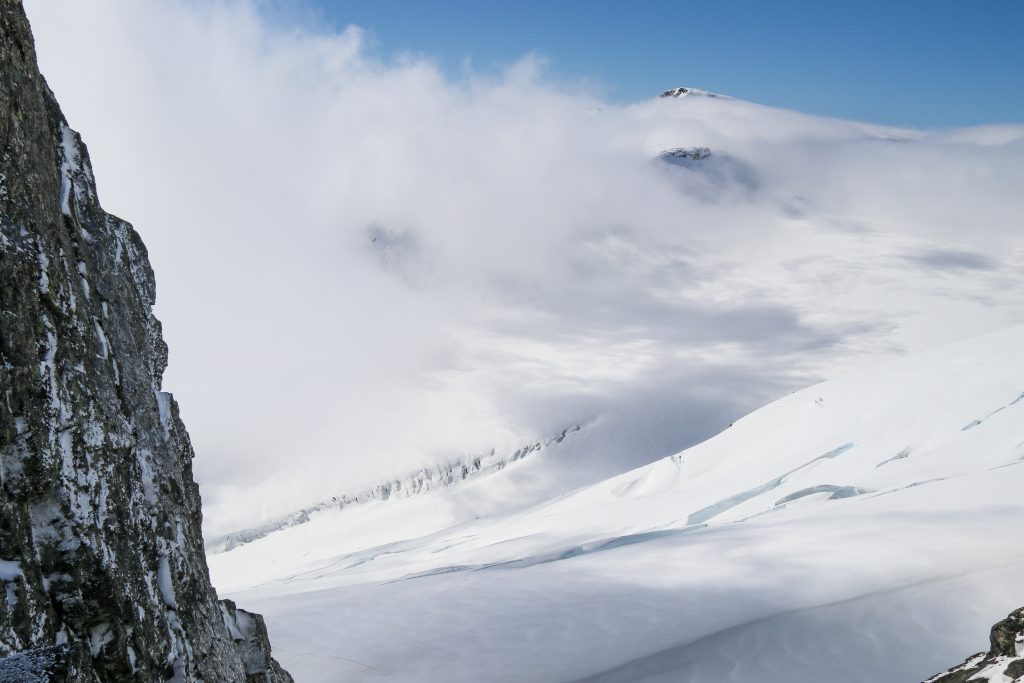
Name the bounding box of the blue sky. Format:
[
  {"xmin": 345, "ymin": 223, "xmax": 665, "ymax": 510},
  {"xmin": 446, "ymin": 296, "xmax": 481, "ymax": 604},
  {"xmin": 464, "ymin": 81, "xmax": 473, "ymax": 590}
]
[{"xmin": 294, "ymin": 0, "xmax": 1023, "ymax": 128}]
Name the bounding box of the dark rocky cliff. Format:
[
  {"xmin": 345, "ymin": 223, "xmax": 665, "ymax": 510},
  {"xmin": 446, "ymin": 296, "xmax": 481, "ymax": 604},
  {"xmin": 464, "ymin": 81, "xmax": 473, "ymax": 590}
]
[
  {"xmin": 0, "ymin": 2, "xmax": 292, "ymax": 680},
  {"xmin": 925, "ymin": 607, "xmax": 1024, "ymax": 682}
]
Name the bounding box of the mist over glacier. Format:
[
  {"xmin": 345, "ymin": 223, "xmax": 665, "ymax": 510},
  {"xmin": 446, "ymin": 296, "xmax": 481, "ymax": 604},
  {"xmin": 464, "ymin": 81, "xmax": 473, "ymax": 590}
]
[{"xmin": 24, "ymin": 0, "xmax": 1024, "ymax": 534}]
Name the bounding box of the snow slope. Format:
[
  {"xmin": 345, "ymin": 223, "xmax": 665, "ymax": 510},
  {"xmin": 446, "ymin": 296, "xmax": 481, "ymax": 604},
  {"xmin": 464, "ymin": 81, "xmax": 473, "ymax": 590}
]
[{"xmin": 210, "ymin": 325, "xmax": 1024, "ymax": 682}]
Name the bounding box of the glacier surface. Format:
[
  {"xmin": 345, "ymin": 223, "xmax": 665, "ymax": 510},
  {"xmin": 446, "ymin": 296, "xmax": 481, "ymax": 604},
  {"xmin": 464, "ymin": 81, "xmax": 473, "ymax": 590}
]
[{"xmin": 211, "ymin": 325, "xmax": 1024, "ymax": 682}]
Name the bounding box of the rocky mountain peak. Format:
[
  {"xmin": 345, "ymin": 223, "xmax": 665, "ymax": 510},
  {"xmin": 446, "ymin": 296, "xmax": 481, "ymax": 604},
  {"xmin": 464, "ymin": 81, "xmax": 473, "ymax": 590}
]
[{"xmin": 659, "ymin": 86, "xmax": 718, "ymax": 98}]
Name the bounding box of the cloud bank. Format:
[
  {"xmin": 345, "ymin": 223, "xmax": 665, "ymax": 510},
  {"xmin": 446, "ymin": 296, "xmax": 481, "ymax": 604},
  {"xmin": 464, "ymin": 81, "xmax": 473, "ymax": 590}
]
[{"xmin": 25, "ymin": 0, "xmax": 1024, "ymax": 533}]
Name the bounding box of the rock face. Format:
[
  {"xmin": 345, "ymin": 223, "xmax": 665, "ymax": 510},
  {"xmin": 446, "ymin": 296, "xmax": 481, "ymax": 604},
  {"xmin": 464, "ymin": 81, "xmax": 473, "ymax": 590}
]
[
  {"xmin": 925, "ymin": 607, "xmax": 1024, "ymax": 682},
  {"xmin": 0, "ymin": 3, "xmax": 292, "ymax": 681}
]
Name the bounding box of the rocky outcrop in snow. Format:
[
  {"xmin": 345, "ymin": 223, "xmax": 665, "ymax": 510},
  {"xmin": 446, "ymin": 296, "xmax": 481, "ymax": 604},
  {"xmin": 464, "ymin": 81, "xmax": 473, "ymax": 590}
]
[
  {"xmin": 655, "ymin": 145, "xmax": 759, "ymax": 200},
  {"xmin": 0, "ymin": 3, "xmax": 290, "ymax": 680},
  {"xmin": 658, "ymin": 147, "xmax": 712, "ymax": 162},
  {"xmin": 926, "ymin": 607, "xmax": 1024, "ymax": 682},
  {"xmin": 660, "ymin": 86, "xmax": 719, "ymax": 98}
]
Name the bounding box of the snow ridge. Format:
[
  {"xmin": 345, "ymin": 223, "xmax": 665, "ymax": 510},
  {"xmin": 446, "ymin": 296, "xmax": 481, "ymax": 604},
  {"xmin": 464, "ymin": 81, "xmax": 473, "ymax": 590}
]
[{"xmin": 205, "ymin": 425, "xmax": 582, "ymax": 554}]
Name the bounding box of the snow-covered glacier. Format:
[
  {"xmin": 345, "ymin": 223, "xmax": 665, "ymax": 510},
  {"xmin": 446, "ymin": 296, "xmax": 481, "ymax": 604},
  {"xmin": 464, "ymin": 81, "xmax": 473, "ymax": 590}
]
[
  {"xmin": 17, "ymin": 4, "xmax": 1024, "ymax": 680},
  {"xmin": 210, "ymin": 325, "xmax": 1024, "ymax": 682}
]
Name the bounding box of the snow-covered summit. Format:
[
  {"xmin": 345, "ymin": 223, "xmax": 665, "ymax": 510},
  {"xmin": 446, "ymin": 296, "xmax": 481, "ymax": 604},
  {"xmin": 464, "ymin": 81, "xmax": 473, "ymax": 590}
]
[{"xmin": 660, "ymin": 86, "xmax": 721, "ymax": 98}]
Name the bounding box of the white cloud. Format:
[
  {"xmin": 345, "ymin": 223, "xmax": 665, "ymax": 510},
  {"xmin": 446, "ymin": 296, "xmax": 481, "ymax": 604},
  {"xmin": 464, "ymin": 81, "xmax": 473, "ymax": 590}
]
[{"xmin": 25, "ymin": 0, "xmax": 1024, "ymax": 533}]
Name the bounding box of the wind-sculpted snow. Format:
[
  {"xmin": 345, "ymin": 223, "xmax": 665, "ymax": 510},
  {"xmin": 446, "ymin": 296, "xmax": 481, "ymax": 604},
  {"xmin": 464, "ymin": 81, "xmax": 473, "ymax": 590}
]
[{"xmin": 208, "ymin": 325, "xmax": 1024, "ymax": 682}]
